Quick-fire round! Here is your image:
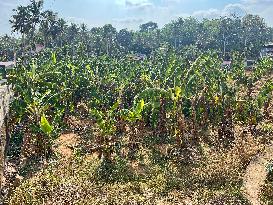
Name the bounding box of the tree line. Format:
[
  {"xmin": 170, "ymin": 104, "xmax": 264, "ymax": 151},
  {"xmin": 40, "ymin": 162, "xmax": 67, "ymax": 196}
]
[{"xmin": 1, "ymin": 0, "xmax": 273, "ymax": 60}]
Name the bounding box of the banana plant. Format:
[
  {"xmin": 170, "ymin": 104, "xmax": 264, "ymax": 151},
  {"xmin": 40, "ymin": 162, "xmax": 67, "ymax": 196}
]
[
  {"xmin": 90, "ymin": 100, "xmax": 122, "ymax": 160},
  {"xmin": 257, "ymin": 80, "xmax": 273, "ymax": 118},
  {"xmin": 39, "ymin": 113, "xmax": 53, "ymax": 158}
]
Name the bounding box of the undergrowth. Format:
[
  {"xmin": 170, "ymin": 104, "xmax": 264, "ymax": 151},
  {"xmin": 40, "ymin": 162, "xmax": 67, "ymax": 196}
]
[{"xmin": 8, "ymin": 129, "xmax": 256, "ymax": 205}]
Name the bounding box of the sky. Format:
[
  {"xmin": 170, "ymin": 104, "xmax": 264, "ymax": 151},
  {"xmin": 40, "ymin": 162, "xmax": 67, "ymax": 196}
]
[{"xmin": 0, "ymin": 0, "xmax": 273, "ymax": 35}]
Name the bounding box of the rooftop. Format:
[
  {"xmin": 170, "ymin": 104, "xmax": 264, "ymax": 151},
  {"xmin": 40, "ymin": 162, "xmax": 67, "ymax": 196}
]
[
  {"xmin": 0, "ymin": 61, "xmax": 15, "ymax": 69},
  {"xmin": 264, "ymin": 43, "xmax": 273, "ymax": 48}
]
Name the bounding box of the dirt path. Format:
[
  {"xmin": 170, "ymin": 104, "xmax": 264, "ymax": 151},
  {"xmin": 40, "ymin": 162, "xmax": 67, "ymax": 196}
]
[{"xmin": 243, "ymin": 143, "xmax": 273, "ymax": 205}]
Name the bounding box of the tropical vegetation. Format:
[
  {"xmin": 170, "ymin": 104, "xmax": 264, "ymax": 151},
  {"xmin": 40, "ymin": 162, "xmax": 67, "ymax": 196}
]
[{"xmin": 0, "ymin": 0, "xmax": 273, "ymax": 204}]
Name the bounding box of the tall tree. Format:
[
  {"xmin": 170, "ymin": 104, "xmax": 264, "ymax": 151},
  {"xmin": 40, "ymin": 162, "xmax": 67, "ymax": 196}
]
[
  {"xmin": 40, "ymin": 10, "xmax": 58, "ymax": 47},
  {"xmin": 102, "ymin": 24, "xmax": 117, "ymax": 56},
  {"xmin": 28, "ymin": 0, "xmax": 43, "ymax": 43},
  {"xmin": 55, "ymin": 18, "xmax": 67, "ymax": 47},
  {"xmin": 162, "ymin": 18, "xmax": 182, "ymax": 49},
  {"xmin": 242, "ymin": 14, "xmax": 270, "ymax": 58},
  {"xmin": 140, "ymin": 21, "xmax": 158, "ymax": 32},
  {"xmin": 10, "ymin": 6, "xmax": 32, "ymax": 52},
  {"xmin": 117, "ymin": 29, "xmax": 133, "ymax": 53},
  {"xmin": 10, "ymin": 0, "xmax": 43, "ymax": 53}
]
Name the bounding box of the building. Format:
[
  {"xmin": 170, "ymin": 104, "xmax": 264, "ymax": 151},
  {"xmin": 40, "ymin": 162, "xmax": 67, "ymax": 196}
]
[
  {"xmin": 260, "ymin": 43, "xmax": 273, "ymax": 58},
  {"xmin": 222, "ymin": 60, "xmax": 232, "ymax": 67},
  {"xmin": 35, "ymin": 44, "xmax": 45, "ymax": 53},
  {"xmin": 127, "ymin": 53, "xmax": 146, "ymax": 61},
  {"xmin": 0, "ymin": 61, "xmax": 15, "ymax": 80},
  {"xmin": 221, "ymin": 60, "xmax": 232, "ymax": 70}
]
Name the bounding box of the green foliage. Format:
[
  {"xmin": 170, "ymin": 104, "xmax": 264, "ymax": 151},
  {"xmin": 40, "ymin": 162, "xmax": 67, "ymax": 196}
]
[
  {"xmin": 9, "ymin": 47, "xmax": 273, "ymax": 160},
  {"xmin": 6, "ymin": 0, "xmax": 273, "ymax": 58},
  {"xmin": 40, "ymin": 114, "xmax": 53, "ymax": 135},
  {"xmin": 4, "ymin": 1, "xmax": 273, "ymax": 203}
]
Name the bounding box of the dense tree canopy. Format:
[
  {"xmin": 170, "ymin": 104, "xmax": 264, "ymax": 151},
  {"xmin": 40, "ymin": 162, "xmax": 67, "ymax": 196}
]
[{"xmin": 2, "ymin": 0, "xmax": 273, "ymax": 60}]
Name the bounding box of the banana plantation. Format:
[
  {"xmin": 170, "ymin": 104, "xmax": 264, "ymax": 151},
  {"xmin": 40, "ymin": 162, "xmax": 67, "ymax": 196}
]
[
  {"xmin": 0, "ymin": 0, "xmax": 273, "ymax": 204},
  {"xmin": 2, "ymin": 46, "xmax": 271, "ymax": 204}
]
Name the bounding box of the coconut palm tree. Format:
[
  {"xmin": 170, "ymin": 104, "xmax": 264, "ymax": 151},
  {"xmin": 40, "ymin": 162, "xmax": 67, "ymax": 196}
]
[
  {"xmin": 102, "ymin": 24, "xmax": 117, "ymax": 56},
  {"xmin": 56, "ymin": 18, "xmax": 67, "ymax": 47},
  {"xmin": 40, "ymin": 10, "xmax": 58, "ymax": 47},
  {"xmin": 28, "ymin": 0, "xmax": 43, "ymax": 45},
  {"xmin": 10, "ymin": 0, "xmax": 43, "ymax": 54},
  {"xmin": 10, "ymin": 6, "xmax": 32, "ymax": 53}
]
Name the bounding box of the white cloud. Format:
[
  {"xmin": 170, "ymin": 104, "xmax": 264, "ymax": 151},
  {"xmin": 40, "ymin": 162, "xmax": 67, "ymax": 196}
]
[
  {"xmin": 66, "ymin": 16, "xmax": 87, "ymax": 25},
  {"xmin": 125, "ymin": 0, "xmax": 154, "ymax": 10},
  {"xmin": 115, "ymin": 0, "xmax": 149, "ymax": 6},
  {"xmin": 189, "ymin": 1, "xmax": 273, "ymax": 26},
  {"xmin": 118, "ymin": 1, "xmax": 272, "ymax": 29},
  {"xmin": 112, "ymin": 17, "xmax": 143, "ymax": 30},
  {"xmin": 191, "ymin": 3, "xmax": 247, "ymax": 19},
  {"xmin": 223, "ymin": 3, "xmax": 247, "ymax": 16},
  {"xmin": 162, "ymin": 0, "xmax": 184, "ymax": 3},
  {"xmin": 192, "ymin": 8, "xmax": 221, "ymax": 19},
  {"xmin": 241, "ymin": 0, "xmax": 273, "ymax": 25},
  {"xmin": 241, "ymin": 0, "xmax": 273, "ymax": 4},
  {"xmin": 113, "ymin": 17, "xmax": 143, "ymax": 24}
]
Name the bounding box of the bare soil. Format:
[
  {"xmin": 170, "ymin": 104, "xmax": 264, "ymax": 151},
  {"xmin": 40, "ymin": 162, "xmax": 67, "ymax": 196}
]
[{"xmin": 243, "ymin": 143, "xmax": 273, "ymax": 205}]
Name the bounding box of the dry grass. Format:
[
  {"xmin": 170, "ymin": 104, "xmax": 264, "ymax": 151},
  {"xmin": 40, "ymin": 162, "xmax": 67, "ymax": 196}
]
[
  {"xmin": 8, "ymin": 154, "xmax": 189, "ymax": 205},
  {"xmin": 8, "ymin": 105, "xmax": 273, "ymax": 205},
  {"xmin": 8, "ymin": 127, "xmax": 260, "ymax": 205},
  {"xmin": 261, "ymin": 173, "xmax": 273, "ymax": 204}
]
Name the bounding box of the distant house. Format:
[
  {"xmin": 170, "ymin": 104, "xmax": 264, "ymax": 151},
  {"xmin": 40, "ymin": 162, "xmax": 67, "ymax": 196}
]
[
  {"xmin": 244, "ymin": 60, "xmax": 255, "ymax": 70},
  {"xmin": 221, "ymin": 60, "xmax": 255, "ymax": 70},
  {"xmin": 128, "ymin": 53, "xmax": 146, "ymax": 61},
  {"xmin": 222, "ymin": 60, "xmax": 232, "ymax": 69},
  {"xmin": 0, "ymin": 61, "xmax": 15, "ymax": 79},
  {"xmin": 29, "ymin": 44, "xmax": 45, "ymax": 55},
  {"xmin": 135, "ymin": 53, "xmax": 146, "ymax": 60},
  {"xmin": 35, "ymin": 44, "xmax": 45, "ymax": 53},
  {"xmin": 260, "ymin": 43, "xmax": 273, "ymax": 58}
]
